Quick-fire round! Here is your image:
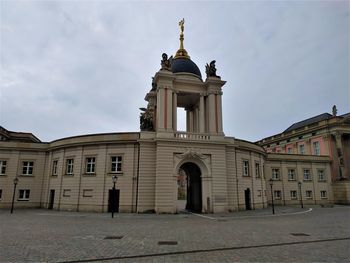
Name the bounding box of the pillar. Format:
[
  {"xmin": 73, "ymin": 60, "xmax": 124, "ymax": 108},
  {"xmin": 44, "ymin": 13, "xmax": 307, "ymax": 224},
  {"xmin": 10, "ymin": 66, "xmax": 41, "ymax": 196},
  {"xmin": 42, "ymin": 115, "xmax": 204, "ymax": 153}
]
[{"xmin": 199, "ymin": 94, "xmax": 205, "ymax": 133}]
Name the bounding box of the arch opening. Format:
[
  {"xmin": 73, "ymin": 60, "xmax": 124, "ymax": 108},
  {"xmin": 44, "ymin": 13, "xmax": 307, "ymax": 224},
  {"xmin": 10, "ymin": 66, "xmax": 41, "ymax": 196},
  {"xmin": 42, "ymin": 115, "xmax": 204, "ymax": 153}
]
[{"xmin": 178, "ymin": 162, "xmax": 202, "ymax": 213}]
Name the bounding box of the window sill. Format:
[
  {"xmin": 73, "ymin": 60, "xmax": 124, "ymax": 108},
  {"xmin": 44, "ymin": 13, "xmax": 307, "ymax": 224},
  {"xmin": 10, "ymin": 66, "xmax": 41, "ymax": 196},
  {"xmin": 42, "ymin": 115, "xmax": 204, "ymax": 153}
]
[
  {"xmin": 83, "ymin": 174, "xmax": 96, "ymax": 177},
  {"xmin": 108, "ymin": 172, "xmax": 123, "ymax": 175},
  {"xmin": 318, "ymin": 180, "xmax": 327, "ymax": 182},
  {"xmin": 64, "ymin": 174, "xmax": 74, "ymax": 177},
  {"xmin": 19, "ymin": 175, "xmax": 34, "ymax": 177},
  {"xmin": 17, "ymin": 199, "xmax": 29, "ymax": 201}
]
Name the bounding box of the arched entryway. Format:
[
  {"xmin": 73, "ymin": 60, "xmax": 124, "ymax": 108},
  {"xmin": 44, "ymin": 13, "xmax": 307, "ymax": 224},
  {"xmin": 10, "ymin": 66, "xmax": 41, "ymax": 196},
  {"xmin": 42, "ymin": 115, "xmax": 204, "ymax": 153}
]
[{"xmin": 179, "ymin": 162, "xmax": 202, "ymax": 213}]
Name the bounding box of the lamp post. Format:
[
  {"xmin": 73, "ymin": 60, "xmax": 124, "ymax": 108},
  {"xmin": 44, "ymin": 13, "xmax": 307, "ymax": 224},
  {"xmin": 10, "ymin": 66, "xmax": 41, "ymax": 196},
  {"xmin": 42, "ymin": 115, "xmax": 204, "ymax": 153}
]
[
  {"xmin": 111, "ymin": 175, "xmax": 118, "ymax": 218},
  {"xmin": 10, "ymin": 177, "xmax": 19, "ymax": 214},
  {"xmin": 298, "ymin": 181, "xmax": 304, "ymax": 209},
  {"xmin": 269, "ymin": 178, "xmax": 275, "ymax": 215}
]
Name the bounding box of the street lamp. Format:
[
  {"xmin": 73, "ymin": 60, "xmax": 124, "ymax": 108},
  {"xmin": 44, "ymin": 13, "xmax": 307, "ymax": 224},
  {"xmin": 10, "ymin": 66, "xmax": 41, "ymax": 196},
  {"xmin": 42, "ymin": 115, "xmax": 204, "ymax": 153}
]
[
  {"xmin": 10, "ymin": 177, "xmax": 19, "ymax": 214},
  {"xmin": 298, "ymin": 181, "xmax": 304, "ymax": 209},
  {"xmin": 269, "ymin": 178, "xmax": 275, "ymax": 215},
  {"xmin": 111, "ymin": 175, "xmax": 118, "ymax": 218}
]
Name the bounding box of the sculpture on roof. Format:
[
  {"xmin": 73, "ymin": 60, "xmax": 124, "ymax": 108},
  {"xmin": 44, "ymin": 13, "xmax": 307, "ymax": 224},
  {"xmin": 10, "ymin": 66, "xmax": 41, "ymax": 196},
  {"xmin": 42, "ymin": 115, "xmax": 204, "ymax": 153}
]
[
  {"xmin": 161, "ymin": 53, "xmax": 173, "ymax": 71},
  {"xmin": 332, "ymin": 105, "xmax": 337, "ymax": 117},
  {"xmin": 205, "ymin": 60, "xmax": 220, "ymax": 78}
]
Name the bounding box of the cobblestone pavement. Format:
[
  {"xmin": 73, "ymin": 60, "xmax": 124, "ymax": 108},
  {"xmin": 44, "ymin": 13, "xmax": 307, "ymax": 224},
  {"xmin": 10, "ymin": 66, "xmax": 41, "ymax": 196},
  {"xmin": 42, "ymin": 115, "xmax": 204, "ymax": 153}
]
[{"xmin": 1, "ymin": 206, "xmax": 349, "ymax": 262}]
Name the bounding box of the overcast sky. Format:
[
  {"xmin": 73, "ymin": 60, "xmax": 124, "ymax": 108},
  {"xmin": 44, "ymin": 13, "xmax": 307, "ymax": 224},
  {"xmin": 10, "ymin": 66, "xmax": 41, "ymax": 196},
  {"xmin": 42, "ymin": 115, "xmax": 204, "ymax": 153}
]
[{"xmin": 1, "ymin": 1, "xmax": 349, "ymax": 142}]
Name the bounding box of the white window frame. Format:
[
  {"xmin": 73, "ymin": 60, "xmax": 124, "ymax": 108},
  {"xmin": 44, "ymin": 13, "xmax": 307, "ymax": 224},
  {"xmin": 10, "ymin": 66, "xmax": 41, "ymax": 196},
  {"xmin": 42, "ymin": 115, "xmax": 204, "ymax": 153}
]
[
  {"xmin": 22, "ymin": 161, "xmax": 34, "ymax": 175},
  {"xmin": 290, "ymin": 190, "xmax": 297, "ymax": 199},
  {"xmin": 274, "ymin": 190, "xmax": 282, "ymax": 200},
  {"xmin": 0, "ymin": 160, "xmax": 7, "ymax": 175},
  {"xmin": 306, "ymin": 190, "xmax": 313, "ymax": 199},
  {"xmin": 18, "ymin": 189, "xmax": 30, "ymax": 200},
  {"xmin": 66, "ymin": 159, "xmax": 74, "ymax": 175},
  {"xmin": 288, "ymin": 169, "xmax": 296, "ymax": 181},
  {"xmin": 272, "ymin": 168, "xmax": 280, "ymax": 180},
  {"xmin": 111, "ymin": 156, "xmax": 123, "ymax": 173},
  {"xmin": 318, "ymin": 170, "xmax": 326, "ymax": 181},
  {"xmin": 321, "ymin": 191, "xmax": 327, "ymax": 199},
  {"xmin": 299, "ymin": 144, "xmax": 305, "ymax": 155},
  {"xmin": 85, "ymin": 157, "xmax": 96, "ymax": 174},
  {"xmin": 243, "ymin": 161, "xmax": 249, "ymax": 176},
  {"xmin": 52, "ymin": 160, "xmax": 58, "ymax": 176},
  {"xmin": 303, "ymin": 169, "xmax": 311, "ymax": 181},
  {"xmin": 255, "ymin": 163, "xmax": 260, "ymax": 178},
  {"xmin": 313, "ymin": 141, "xmax": 320, "ymax": 155}
]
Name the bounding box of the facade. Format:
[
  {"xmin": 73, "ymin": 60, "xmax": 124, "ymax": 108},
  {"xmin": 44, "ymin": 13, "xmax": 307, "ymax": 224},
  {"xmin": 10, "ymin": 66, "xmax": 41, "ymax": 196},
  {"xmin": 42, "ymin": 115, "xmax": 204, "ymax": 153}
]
[
  {"xmin": 0, "ymin": 22, "xmax": 337, "ymax": 213},
  {"xmin": 257, "ymin": 110, "xmax": 350, "ymax": 204}
]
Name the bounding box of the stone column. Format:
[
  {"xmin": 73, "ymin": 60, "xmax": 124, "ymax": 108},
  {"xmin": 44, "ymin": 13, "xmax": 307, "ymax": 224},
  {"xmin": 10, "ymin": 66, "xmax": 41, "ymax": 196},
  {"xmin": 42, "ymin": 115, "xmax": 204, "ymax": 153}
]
[
  {"xmin": 334, "ymin": 132, "xmax": 346, "ymax": 179},
  {"xmin": 216, "ymin": 91, "xmax": 223, "ymax": 134},
  {"xmin": 156, "ymin": 88, "xmax": 165, "ymax": 131},
  {"xmin": 199, "ymin": 94, "xmax": 205, "ymax": 133},
  {"xmin": 208, "ymin": 92, "xmax": 216, "ymax": 134},
  {"xmin": 172, "ymin": 91, "xmax": 177, "ymax": 132}
]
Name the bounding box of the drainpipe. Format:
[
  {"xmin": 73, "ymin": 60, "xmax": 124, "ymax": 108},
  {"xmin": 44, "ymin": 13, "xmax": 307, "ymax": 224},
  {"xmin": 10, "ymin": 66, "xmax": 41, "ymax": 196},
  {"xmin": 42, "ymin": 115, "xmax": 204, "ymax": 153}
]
[{"xmin": 135, "ymin": 140, "xmax": 141, "ymax": 213}]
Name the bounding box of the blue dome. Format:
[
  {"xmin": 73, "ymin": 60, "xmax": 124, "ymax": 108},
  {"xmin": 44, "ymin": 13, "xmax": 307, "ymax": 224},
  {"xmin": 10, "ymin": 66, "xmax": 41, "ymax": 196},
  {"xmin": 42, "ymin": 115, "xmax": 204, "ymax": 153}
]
[{"xmin": 171, "ymin": 58, "xmax": 202, "ymax": 79}]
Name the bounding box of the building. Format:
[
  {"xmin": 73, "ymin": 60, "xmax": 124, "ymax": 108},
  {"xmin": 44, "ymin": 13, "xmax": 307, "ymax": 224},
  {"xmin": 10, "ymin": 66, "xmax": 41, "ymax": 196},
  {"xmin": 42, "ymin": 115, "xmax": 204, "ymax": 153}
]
[
  {"xmin": 0, "ymin": 21, "xmax": 337, "ymax": 213},
  {"xmin": 257, "ymin": 109, "xmax": 350, "ymax": 204}
]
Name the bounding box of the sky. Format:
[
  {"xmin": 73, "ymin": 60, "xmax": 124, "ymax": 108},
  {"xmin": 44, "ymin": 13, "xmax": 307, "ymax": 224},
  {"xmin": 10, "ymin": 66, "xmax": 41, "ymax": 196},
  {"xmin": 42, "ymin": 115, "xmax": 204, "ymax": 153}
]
[{"xmin": 1, "ymin": 0, "xmax": 349, "ymax": 142}]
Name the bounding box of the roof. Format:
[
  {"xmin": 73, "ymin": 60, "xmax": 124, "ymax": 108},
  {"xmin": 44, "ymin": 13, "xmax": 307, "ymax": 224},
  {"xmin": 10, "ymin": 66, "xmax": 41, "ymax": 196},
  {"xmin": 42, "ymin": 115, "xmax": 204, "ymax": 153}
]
[
  {"xmin": 171, "ymin": 58, "xmax": 202, "ymax": 79},
  {"xmin": 0, "ymin": 126, "xmax": 41, "ymax": 143},
  {"xmin": 283, "ymin": 113, "xmax": 333, "ymax": 132}
]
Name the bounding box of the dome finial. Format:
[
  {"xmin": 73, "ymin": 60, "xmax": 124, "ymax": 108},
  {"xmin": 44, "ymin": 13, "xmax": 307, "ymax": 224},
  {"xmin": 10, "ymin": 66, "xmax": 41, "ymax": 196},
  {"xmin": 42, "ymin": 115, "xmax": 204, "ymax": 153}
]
[{"xmin": 175, "ymin": 18, "xmax": 190, "ymax": 59}]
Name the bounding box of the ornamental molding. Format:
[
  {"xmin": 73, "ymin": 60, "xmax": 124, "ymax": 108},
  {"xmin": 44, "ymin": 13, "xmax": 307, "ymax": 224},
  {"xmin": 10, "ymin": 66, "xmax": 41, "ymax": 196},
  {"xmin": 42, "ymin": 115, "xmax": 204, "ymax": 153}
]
[{"xmin": 175, "ymin": 148, "xmax": 209, "ymax": 160}]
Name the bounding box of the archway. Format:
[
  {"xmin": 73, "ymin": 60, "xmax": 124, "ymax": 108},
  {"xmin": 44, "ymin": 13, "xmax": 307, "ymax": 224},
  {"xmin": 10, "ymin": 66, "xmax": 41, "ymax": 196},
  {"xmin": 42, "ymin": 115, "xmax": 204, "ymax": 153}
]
[{"xmin": 179, "ymin": 162, "xmax": 202, "ymax": 213}]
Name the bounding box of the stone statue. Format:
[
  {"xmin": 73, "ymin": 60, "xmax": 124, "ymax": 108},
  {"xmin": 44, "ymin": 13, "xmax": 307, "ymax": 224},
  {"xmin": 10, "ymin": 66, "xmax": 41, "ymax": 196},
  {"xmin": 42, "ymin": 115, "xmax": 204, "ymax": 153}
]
[
  {"xmin": 205, "ymin": 60, "xmax": 220, "ymax": 78},
  {"xmin": 140, "ymin": 106, "xmax": 154, "ymax": 131},
  {"xmin": 151, "ymin": 77, "xmax": 157, "ymax": 91},
  {"xmin": 332, "ymin": 105, "xmax": 337, "ymax": 117},
  {"xmin": 161, "ymin": 53, "xmax": 173, "ymax": 71}
]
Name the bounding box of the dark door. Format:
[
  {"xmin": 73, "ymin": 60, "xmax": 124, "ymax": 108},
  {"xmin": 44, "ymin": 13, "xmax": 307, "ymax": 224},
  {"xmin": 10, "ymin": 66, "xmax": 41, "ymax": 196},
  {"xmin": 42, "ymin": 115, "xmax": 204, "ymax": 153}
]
[
  {"xmin": 48, "ymin": 190, "xmax": 55, "ymax": 209},
  {"xmin": 184, "ymin": 163, "xmax": 202, "ymax": 213},
  {"xmin": 245, "ymin": 188, "xmax": 251, "ymax": 210},
  {"xmin": 108, "ymin": 189, "xmax": 120, "ymax": 213}
]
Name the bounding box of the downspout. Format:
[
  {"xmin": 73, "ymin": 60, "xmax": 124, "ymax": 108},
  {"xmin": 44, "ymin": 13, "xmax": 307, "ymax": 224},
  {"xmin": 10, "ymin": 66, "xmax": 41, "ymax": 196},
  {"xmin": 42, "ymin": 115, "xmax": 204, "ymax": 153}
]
[{"xmin": 135, "ymin": 139, "xmax": 141, "ymax": 213}]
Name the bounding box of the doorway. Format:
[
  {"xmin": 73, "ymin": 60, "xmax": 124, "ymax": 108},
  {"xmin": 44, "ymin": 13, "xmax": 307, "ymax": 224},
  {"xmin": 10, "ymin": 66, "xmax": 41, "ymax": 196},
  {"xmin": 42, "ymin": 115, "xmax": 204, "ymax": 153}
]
[
  {"xmin": 180, "ymin": 162, "xmax": 202, "ymax": 213},
  {"xmin": 245, "ymin": 188, "xmax": 252, "ymax": 210},
  {"xmin": 48, "ymin": 190, "xmax": 55, "ymax": 209}
]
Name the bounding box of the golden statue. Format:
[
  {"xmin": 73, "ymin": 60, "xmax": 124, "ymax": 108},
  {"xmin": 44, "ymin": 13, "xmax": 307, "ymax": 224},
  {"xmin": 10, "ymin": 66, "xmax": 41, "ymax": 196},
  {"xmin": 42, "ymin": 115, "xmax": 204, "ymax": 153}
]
[{"xmin": 175, "ymin": 18, "xmax": 190, "ymax": 59}]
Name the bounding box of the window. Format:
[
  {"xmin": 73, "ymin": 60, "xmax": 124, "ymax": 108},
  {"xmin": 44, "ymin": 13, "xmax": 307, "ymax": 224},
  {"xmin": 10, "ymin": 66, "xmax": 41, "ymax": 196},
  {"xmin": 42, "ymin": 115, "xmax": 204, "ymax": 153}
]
[
  {"xmin": 303, "ymin": 169, "xmax": 311, "ymax": 181},
  {"xmin": 318, "ymin": 170, "xmax": 326, "ymax": 181},
  {"xmin": 321, "ymin": 191, "xmax": 327, "ymax": 199},
  {"xmin": 0, "ymin": 160, "xmax": 6, "ymax": 175},
  {"xmin": 257, "ymin": 190, "xmax": 262, "ymax": 197},
  {"xmin": 66, "ymin": 159, "xmax": 74, "ymax": 175},
  {"xmin": 52, "ymin": 160, "xmax": 58, "ymax": 176},
  {"xmin": 83, "ymin": 189, "xmax": 93, "ymax": 197},
  {"xmin": 19, "ymin": 189, "xmax": 30, "ymax": 200},
  {"xmin": 63, "ymin": 189, "xmax": 71, "ymax": 197},
  {"xmin": 290, "ymin": 190, "xmax": 297, "ymax": 199},
  {"xmin": 111, "ymin": 156, "xmax": 122, "ymax": 173},
  {"xmin": 274, "ymin": 190, "xmax": 281, "ymax": 200},
  {"xmin": 272, "ymin": 169, "xmax": 280, "ymax": 180},
  {"xmin": 306, "ymin": 190, "xmax": 313, "ymax": 199},
  {"xmin": 85, "ymin": 157, "xmax": 96, "ymax": 174},
  {"xmin": 255, "ymin": 163, "xmax": 260, "ymax": 178},
  {"xmin": 288, "ymin": 169, "xmax": 296, "ymax": 181},
  {"xmin": 299, "ymin": 144, "xmax": 305, "ymax": 155},
  {"xmin": 287, "ymin": 147, "xmax": 292, "ymax": 154},
  {"xmin": 313, "ymin": 141, "xmax": 320, "ymax": 155},
  {"xmin": 22, "ymin": 161, "xmax": 34, "ymax": 175},
  {"xmin": 0, "ymin": 189, "xmax": 2, "ymax": 199},
  {"xmin": 243, "ymin": 161, "xmax": 249, "ymax": 176}
]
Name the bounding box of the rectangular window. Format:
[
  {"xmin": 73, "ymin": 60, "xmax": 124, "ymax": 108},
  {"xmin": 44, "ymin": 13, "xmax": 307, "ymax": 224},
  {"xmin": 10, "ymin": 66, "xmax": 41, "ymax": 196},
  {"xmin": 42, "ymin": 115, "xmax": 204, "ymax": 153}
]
[
  {"xmin": 272, "ymin": 168, "xmax": 280, "ymax": 180},
  {"xmin": 318, "ymin": 170, "xmax": 326, "ymax": 181},
  {"xmin": 274, "ymin": 190, "xmax": 281, "ymax": 200},
  {"xmin": 83, "ymin": 189, "xmax": 93, "ymax": 197},
  {"xmin": 303, "ymin": 169, "xmax": 311, "ymax": 181},
  {"xmin": 313, "ymin": 141, "xmax": 320, "ymax": 155},
  {"xmin": 306, "ymin": 190, "xmax": 313, "ymax": 199},
  {"xmin": 321, "ymin": 191, "xmax": 327, "ymax": 199},
  {"xmin": 85, "ymin": 157, "xmax": 96, "ymax": 174},
  {"xmin": 243, "ymin": 161, "xmax": 249, "ymax": 176},
  {"xmin": 288, "ymin": 169, "xmax": 296, "ymax": 181},
  {"xmin": 287, "ymin": 147, "xmax": 293, "ymax": 154},
  {"xmin": 0, "ymin": 160, "xmax": 7, "ymax": 175},
  {"xmin": 66, "ymin": 159, "xmax": 74, "ymax": 175},
  {"xmin": 111, "ymin": 156, "xmax": 122, "ymax": 173},
  {"xmin": 299, "ymin": 144, "xmax": 305, "ymax": 155},
  {"xmin": 255, "ymin": 163, "xmax": 260, "ymax": 178},
  {"xmin": 63, "ymin": 189, "xmax": 71, "ymax": 197},
  {"xmin": 22, "ymin": 161, "xmax": 34, "ymax": 175},
  {"xmin": 18, "ymin": 189, "xmax": 30, "ymax": 200},
  {"xmin": 52, "ymin": 160, "xmax": 58, "ymax": 176},
  {"xmin": 290, "ymin": 190, "xmax": 297, "ymax": 199}
]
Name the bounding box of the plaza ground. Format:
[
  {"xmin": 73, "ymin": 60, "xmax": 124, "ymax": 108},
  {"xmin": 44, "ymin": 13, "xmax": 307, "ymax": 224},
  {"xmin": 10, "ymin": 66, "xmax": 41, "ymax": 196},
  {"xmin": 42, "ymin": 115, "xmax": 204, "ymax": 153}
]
[{"xmin": 1, "ymin": 206, "xmax": 349, "ymax": 262}]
